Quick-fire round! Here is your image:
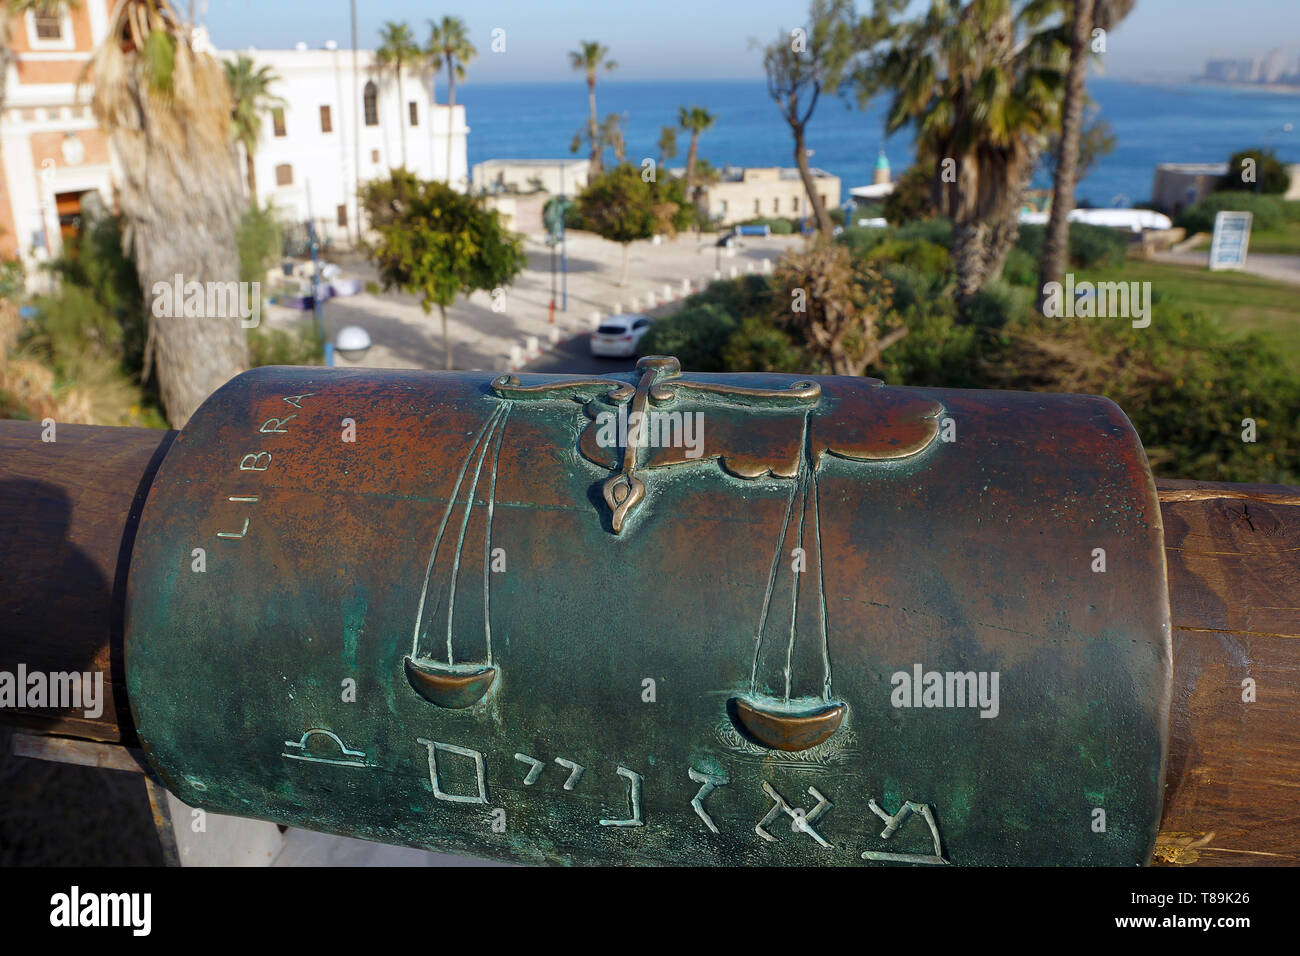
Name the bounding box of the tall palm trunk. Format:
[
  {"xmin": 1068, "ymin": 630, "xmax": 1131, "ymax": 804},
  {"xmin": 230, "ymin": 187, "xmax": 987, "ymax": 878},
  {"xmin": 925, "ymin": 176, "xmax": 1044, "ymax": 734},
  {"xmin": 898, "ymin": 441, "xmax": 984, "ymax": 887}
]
[
  {"xmin": 685, "ymin": 133, "xmax": 699, "ymax": 195},
  {"xmin": 92, "ymin": 16, "xmax": 250, "ymax": 427},
  {"xmin": 986, "ymin": 140, "xmax": 1042, "ymax": 282},
  {"xmin": 1038, "ymin": 0, "xmax": 1094, "ymax": 311},
  {"xmin": 586, "ymin": 76, "xmax": 601, "ymax": 175},
  {"xmin": 445, "ymin": 65, "xmax": 456, "ymax": 186},
  {"xmin": 397, "ymin": 66, "xmax": 408, "ymax": 167},
  {"xmin": 245, "ymin": 148, "xmax": 258, "ymax": 198},
  {"xmin": 953, "ymin": 219, "xmax": 991, "ymax": 306},
  {"xmin": 794, "ymin": 128, "xmax": 833, "ymax": 239}
]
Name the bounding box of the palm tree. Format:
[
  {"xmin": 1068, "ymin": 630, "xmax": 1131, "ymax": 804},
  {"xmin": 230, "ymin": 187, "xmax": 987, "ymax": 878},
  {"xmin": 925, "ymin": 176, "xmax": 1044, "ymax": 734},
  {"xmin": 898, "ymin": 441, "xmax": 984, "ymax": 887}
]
[
  {"xmin": 223, "ymin": 54, "xmax": 284, "ymax": 198},
  {"xmin": 1038, "ymin": 0, "xmax": 1134, "ymax": 311},
  {"xmin": 678, "ymin": 105, "xmax": 715, "ymax": 203},
  {"xmin": 427, "ymin": 16, "xmax": 475, "ymax": 188},
  {"xmin": 568, "ymin": 41, "xmax": 616, "ymax": 176},
  {"xmin": 376, "ymin": 21, "xmax": 422, "ymax": 168},
  {"xmin": 87, "ymin": 0, "xmax": 247, "ymax": 426},
  {"xmin": 880, "ymin": 0, "xmax": 1065, "ymax": 305},
  {"xmin": 656, "ymin": 125, "xmax": 678, "ymax": 167},
  {"xmin": 1, "ymin": 1, "xmax": 79, "ymax": 111}
]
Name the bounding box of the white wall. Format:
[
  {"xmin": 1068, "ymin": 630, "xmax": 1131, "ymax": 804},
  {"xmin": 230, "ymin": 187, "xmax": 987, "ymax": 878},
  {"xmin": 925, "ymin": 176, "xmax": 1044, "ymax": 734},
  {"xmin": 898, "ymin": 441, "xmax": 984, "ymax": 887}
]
[{"xmin": 223, "ymin": 47, "xmax": 470, "ymax": 247}]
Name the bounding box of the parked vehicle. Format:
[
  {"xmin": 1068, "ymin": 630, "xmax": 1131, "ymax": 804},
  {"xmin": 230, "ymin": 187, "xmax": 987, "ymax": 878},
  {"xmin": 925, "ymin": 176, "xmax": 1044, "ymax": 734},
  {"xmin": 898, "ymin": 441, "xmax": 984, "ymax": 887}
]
[{"xmin": 590, "ymin": 314, "xmax": 652, "ymax": 358}]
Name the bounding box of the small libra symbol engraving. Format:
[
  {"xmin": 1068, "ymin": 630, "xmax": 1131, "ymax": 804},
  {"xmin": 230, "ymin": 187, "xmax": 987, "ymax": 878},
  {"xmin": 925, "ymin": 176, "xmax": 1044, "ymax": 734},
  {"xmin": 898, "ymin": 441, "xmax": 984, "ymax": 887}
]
[{"xmin": 418, "ymin": 738, "xmax": 488, "ymax": 805}]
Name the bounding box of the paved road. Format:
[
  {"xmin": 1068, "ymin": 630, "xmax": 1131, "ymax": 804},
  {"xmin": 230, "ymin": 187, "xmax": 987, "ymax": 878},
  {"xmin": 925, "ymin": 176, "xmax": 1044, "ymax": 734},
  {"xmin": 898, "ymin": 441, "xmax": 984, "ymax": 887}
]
[
  {"xmin": 520, "ymin": 331, "xmax": 638, "ymax": 375},
  {"xmin": 1149, "ymin": 249, "xmax": 1300, "ymax": 285}
]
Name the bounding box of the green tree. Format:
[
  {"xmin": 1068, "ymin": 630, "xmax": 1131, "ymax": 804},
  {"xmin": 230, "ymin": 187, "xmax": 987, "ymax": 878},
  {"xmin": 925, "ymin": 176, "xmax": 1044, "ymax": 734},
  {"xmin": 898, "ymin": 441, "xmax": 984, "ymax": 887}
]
[
  {"xmin": 657, "ymin": 125, "xmax": 678, "ymax": 167},
  {"xmin": 376, "ymin": 21, "xmax": 423, "ymax": 169},
  {"xmin": 223, "ymin": 54, "xmax": 284, "ymax": 197},
  {"xmin": 88, "ymin": 0, "xmax": 247, "ymax": 425},
  {"xmin": 568, "ymin": 41, "xmax": 617, "ymax": 176},
  {"xmin": 427, "ymin": 15, "xmax": 475, "ymax": 187},
  {"xmin": 678, "ymin": 105, "xmax": 716, "ymax": 205},
  {"xmin": 757, "ymin": 0, "xmax": 859, "ymax": 240},
  {"xmin": 1219, "ymin": 147, "xmax": 1292, "ymax": 195},
  {"xmin": 1039, "ymin": 0, "xmax": 1133, "ymax": 312},
  {"xmin": 879, "ymin": 0, "xmax": 1065, "ymax": 308},
  {"xmin": 363, "ymin": 174, "xmax": 525, "ymax": 370},
  {"xmin": 577, "ymin": 163, "xmax": 690, "ymax": 286}
]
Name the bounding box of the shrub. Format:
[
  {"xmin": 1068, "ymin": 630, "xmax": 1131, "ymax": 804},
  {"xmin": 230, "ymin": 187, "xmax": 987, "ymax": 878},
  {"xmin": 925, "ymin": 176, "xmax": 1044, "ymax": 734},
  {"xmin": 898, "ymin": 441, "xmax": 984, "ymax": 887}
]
[
  {"xmin": 985, "ymin": 308, "xmax": 1300, "ymax": 483},
  {"xmin": 836, "ymin": 225, "xmax": 891, "ymax": 259},
  {"xmin": 999, "ymin": 246, "xmax": 1038, "ymax": 288},
  {"xmin": 636, "ymin": 303, "xmax": 738, "ymax": 370},
  {"xmin": 1015, "ymin": 222, "xmax": 1128, "ymax": 270},
  {"xmin": 682, "ymin": 274, "xmax": 773, "ymax": 317},
  {"xmin": 962, "ymin": 280, "xmax": 1034, "ymax": 330},
  {"xmin": 1218, "ymin": 148, "xmax": 1291, "ymax": 195},
  {"xmin": 895, "ymin": 217, "xmax": 953, "ymax": 247},
  {"xmin": 720, "ymin": 316, "xmax": 808, "ymax": 373},
  {"xmin": 248, "ymin": 323, "xmax": 324, "ymax": 367},
  {"xmin": 237, "ymin": 202, "xmax": 284, "ymax": 285},
  {"xmin": 865, "ymin": 238, "xmax": 951, "ymax": 276},
  {"xmin": 880, "ymin": 263, "xmax": 948, "ymax": 315},
  {"xmin": 1175, "ymin": 192, "xmax": 1285, "ymax": 235}
]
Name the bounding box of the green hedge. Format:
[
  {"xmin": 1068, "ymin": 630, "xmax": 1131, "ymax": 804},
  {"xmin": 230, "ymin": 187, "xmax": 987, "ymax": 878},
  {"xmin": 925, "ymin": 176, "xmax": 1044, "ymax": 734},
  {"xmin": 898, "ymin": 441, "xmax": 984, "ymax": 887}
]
[
  {"xmin": 1014, "ymin": 222, "xmax": 1128, "ymax": 270},
  {"xmin": 1175, "ymin": 192, "xmax": 1286, "ymax": 234}
]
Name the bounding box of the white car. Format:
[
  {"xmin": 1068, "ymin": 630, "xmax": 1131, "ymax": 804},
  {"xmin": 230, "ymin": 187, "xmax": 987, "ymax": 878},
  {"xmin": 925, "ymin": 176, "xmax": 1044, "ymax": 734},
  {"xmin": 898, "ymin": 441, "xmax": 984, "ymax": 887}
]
[{"xmin": 590, "ymin": 314, "xmax": 651, "ymax": 358}]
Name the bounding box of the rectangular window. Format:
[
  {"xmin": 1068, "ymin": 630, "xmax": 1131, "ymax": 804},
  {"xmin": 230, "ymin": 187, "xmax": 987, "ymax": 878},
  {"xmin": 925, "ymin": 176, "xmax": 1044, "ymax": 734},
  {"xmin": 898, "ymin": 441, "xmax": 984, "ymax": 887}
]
[
  {"xmin": 272, "ymin": 108, "xmax": 286, "ymax": 138},
  {"xmin": 753, "ymin": 198, "xmax": 760, "ymax": 214},
  {"xmin": 773, "ymin": 197, "xmax": 780, "ymax": 214},
  {"xmin": 320, "ymin": 105, "xmax": 332, "ymax": 133},
  {"xmin": 792, "ymin": 196, "xmax": 800, "ymax": 213},
  {"xmin": 34, "ymin": 14, "xmax": 62, "ymax": 40},
  {"xmin": 409, "ymin": 102, "xmax": 419, "ymax": 127},
  {"xmin": 371, "ymin": 149, "xmax": 380, "ymax": 164},
  {"xmin": 719, "ymin": 200, "xmax": 728, "ymax": 214},
  {"xmin": 337, "ymin": 204, "xmax": 348, "ymax": 227},
  {"xmin": 275, "ymin": 164, "xmax": 293, "ymax": 187}
]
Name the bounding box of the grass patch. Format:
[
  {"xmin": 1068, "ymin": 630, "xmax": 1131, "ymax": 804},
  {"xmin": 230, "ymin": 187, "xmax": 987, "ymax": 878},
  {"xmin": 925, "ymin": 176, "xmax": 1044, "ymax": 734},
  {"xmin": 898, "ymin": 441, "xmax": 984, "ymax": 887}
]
[{"xmin": 1074, "ymin": 259, "xmax": 1300, "ymax": 360}]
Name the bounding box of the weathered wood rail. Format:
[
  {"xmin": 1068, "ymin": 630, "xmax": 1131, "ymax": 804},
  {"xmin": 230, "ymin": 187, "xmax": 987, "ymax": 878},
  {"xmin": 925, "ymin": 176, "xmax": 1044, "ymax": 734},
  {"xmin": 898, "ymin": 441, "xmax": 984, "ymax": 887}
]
[{"xmin": 1, "ymin": 420, "xmax": 1296, "ymax": 866}]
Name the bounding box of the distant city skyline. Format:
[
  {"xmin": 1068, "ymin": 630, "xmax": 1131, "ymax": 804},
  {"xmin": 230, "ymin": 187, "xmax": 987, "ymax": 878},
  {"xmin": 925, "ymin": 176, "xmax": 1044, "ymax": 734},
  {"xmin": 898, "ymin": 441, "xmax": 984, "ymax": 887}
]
[{"xmin": 197, "ymin": 0, "xmax": 1300, "ymax": 85}]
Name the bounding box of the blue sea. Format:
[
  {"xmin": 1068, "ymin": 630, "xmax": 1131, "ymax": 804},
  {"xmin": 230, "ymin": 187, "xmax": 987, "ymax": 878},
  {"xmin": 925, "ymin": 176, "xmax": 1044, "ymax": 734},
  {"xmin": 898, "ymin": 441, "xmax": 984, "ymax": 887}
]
[{"xmin": 457, "ymin": 77, "xmax": 1300, "ymax": 207}]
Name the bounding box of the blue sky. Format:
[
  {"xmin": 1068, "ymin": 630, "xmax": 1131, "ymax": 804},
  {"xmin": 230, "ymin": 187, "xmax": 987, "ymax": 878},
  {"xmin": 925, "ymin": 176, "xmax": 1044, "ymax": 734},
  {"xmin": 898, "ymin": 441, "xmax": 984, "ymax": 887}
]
[{"xmin": 201, "ymin": 0, "xmax": 1300, "ymax": 83}]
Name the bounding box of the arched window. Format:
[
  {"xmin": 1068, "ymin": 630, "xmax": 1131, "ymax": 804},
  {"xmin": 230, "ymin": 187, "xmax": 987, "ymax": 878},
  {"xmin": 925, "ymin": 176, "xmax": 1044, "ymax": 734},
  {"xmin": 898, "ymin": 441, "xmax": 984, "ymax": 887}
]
[{"xmin": 363, "ymin": 81, "xmax": 379, "ymax": 127}]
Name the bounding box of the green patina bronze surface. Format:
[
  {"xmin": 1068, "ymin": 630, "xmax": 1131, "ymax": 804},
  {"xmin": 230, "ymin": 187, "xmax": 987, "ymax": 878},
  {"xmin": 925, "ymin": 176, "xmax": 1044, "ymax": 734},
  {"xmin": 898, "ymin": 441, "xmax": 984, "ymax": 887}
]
[{"xmin": 124, "ymin": 359, "xmax": 1172, "ymax": 865}]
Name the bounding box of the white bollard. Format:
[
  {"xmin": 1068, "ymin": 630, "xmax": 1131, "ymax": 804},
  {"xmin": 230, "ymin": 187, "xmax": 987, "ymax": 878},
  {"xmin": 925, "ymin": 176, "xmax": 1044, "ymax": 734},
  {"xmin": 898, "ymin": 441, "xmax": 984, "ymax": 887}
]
[
  {"xmin": 590, "ymin": 309, "xmax": 602, "ymax": 323},
  {"xmin": 681, "ymin": 279, "xmax": 691, "ymax": 296},
  {"xmin": 762, "ymin": 258, "xmax": 773, "ymax": 274},
  {"xmin": 746, "ymin": 261, "xmax": 755, "ymax": 273},
  {"xmin": 662, "ymin": 284, "xmax": 672, "ymax": 301},
  {"xmin": 547, "ymin": 326, "xmax": 560, "ymax": 345},
  {"xmin": 646, "ymin": 291, "xmax": 657, "ymax": 309},
  {"xmin": 630, "ymin": 297, "xmax": 640, "ymax": 312},
  {"xmin": 509, "ymin": 344, "xmax": 523, "ymax": 367},
  {"xmin": 713, "ymin": 269, "xmax": 722, "ymax": 280},
  {"xmin": 525, "ymin": 335, "xmax": 540, "ymax": 357},
  {"xmin": 729, "ymin": 266, "xmax": 738, "ymax": 279}
]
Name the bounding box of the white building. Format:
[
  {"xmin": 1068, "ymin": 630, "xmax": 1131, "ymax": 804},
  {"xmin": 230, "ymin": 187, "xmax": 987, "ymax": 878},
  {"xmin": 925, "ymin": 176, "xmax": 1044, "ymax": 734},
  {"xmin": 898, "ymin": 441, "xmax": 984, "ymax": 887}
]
[
  {"xmin": 217, "ymin": 42, "xmax": 469, "ymax": 248},
  {"xmin": 471, "ymin": 158, "xmax": 590, "ymax": 197},
  {"xmin": 697, "ymin": 166, "xmax": 842, "ymax": 227}
]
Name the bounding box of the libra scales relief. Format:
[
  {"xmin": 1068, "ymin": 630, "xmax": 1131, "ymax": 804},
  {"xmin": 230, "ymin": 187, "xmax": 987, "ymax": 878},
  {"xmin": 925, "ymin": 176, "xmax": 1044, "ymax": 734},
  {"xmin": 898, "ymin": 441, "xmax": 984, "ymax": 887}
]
[{"xmin": 403, "ymin": 356, "xmax": 945, "ymax": 753}]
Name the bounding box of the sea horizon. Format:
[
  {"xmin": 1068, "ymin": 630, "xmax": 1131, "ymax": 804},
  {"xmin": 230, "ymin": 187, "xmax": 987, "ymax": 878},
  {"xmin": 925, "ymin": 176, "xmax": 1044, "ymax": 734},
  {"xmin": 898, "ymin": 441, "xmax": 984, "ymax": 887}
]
[{"xmin": 456, "ymin": 76, "xmax": 1300, "ymax": 208}]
